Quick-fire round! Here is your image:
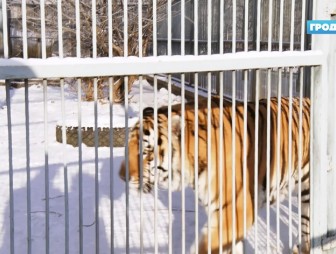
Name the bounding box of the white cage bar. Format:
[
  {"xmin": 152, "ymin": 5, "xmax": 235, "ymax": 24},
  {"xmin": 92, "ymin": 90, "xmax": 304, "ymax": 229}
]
[{"xmin": 1, "ymin": 0, "xmax": 336, "ymax": 253}]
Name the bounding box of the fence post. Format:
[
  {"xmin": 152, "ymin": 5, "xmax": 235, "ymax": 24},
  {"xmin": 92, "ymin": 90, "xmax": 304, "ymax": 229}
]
[
  {"xmin": 325, "ymin": 2, "xmax": 336, "ymax": 254},
  {"xmin": 311, "ymin": 0, "xmax": 336, "ymax": 253},
  {"xmin": 0, "ymin": 0, "xmax": 3, "ymax": 57}
]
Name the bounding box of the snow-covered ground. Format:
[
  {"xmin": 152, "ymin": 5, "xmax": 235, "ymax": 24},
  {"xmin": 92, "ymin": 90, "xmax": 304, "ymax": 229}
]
[{"xmin": 0, "ymin": 80, "xmax": 298, "ymax": 254}]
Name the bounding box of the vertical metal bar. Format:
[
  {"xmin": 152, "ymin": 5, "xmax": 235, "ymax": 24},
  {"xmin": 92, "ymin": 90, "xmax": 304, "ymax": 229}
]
[
  {"xmin": 180, "ymin": 1, "xmax": 186, "ymax": 253},
  {"xmin": 153, "ymin": 75, "xmax": 159, "ymax": 254},
  {"xmin": 138, "ymin": 1, "xmax": 144, "ymax": 252},
  {"xmin": 207, "ymin": 0, "xmax": 212, "ymax": 252},
  {"xmin": 75, "ymin": 0, "xmax": 81, "ymax": 57},
  {"xmin": 167, "ymin": 0, "xmax": 172, "ymax": 253},
  {"xmin": 310, "ymin": 64, "xmax": 328, "ymax": 253},
  {"xmin": 60, "ymin": 78, "xmax": 69, "ymax": 254},
  {"xmin": 276, "ymin": 68, "xmax": 282, "ymax": 253},
  {"xmin": 181, "ymin": 73, "xmax": 186, "ymax": 254},
  {"xmin": 219, "ymin": 0, "xmax": 224, "ymax": 54},
  {"xmin": 288, "ymin": 68, "xmax": 293, "ymax": 251},
  {"xmin": 256, "ymin": 0, "xmax": 261, "ymax": 52},
  {"xmin": 108, "ymin": 0, "xmax": 112, "ymax": 57},
  {"xmin": 22, "ymin": 0, "xmax": 28, "ymax": 59},
  {"xmin": 194, "ymin": 0, "xmax": 198, "ymax": 56},
  {"xmin": 268, "ymin": 0, "xmax": 273, "ymax": 51},
  {"xmin": 92, "ymin": 0, "xmax": 97, "ymax": 58},
  {"xmin": 207, "ymin": 0, "xmax": 212, "ymax": 55},
  {"xmin": 218, "ymin": 70, "xmax": 224, "ymax": 254},
  {"xmin": 123, "ymin": 0, "xmax": 129, "ymax": 252},
  {"xmin": 40, "ymin": 0, "xmax": 46, "ymax": 59},
  {"xmin": 310, "ymin": 2, "xmax": 330, "ymax": 253},
  {"xmin": 107, "ymin": 0, "xmax": 114, "ymax": 252},
  {"xmin": 254, "ymin": 3, "xmax": 261, "ymax": 252},
  {"xmin": 219, "ymin": 0, "xmax": 224, "ymax": 252},
  {"xmin": 22, "ymin": 1, "xmax": 31, "ymax": 253},
  {"xmin": 152, "ymin": 1, "xmax": 158, "ymax": 253},
  {"xmin": 243, "ymin": 0, "xmax": 249, "ymax": 251},
  {"xmin": 193, "ymin": 1, "xmax": 199, "ymax": 253},
  {"xmin": 167, "ymin": 0, "xmax": 172, "ymax": 56},
  {"xmin": 153, "ymin": 0, "xmax": 157, "ymax": 57},
  {"xmin": 232, "ymin": 0, "xmax": 237, "ymax": 252},
  {"xmin": 193, "ymin": 72, "xmax": 199, "ymax": 254},
  {"xmin": 207, "ymin": 71, "xmax": 212, "ymax": 254},
  {"xmin": 279, "ymin": 0, "xmax": 284, "ymax": 52},
  {"xmin": 91, "ymin": 0, "xmax": 99, "ymax": 252},
  {"xmin": 6, "ymin": 80, "xmax": 14, "ymax": 254},
  {"xmin": 124, "ymin": 73, "xmax": 129, "ymax": 254},
  {"xmin": 43, "ymin": 79, "xmax": 50, "ymax": 254},
  {"xmin": 139, "ymin": 75, "xmax": 144, "ymax": 254},
  {"xmin": 232, "ymin": 0, "xmax": 236, "ymax": 53},
  {"xmin": 167, "ymin": 74, "xmax": 172, "ymax": 254},
  {"xmin": 40, "ymin": 2, "xmax": 49, "ymax": 249},
  {"xmin": 231, "ymin": 71, "xmax": 236, "ymax": 253},
  {"xmin": 181, "ymin": 0, "xmax": 185, "ymax": 56},
  {"xmin": 266, "ymin": 69, "xmax": 271, "ymax": 254},
  {"xmin": 57, "ymin": 1, "xmax": 69, "ymax": 253},
  {"xmin": 300, "ymin": 0, "xmax": 306, "ymax": 52},
  {"xmin": 266, "ymin": 1, "xmax": 273, "ymax": 251},
  {"xmin": 94, "ymin": 78, "xmax": 99, "ymax": 254},
  {"xmin": 254, "ymin": 70, "xmax": 260, "ymax": 253},
  {"xmin": 2, "ymin": 0, "xmax": 9, "ymax": 58},
  {"xmin": 297, "ymin": 3, "xmax": 306, "ymax": 251},
  {"xmin": 297, "ymin": 67, "xmax": 304, "ymax": 253},
  {"xmin": 77, "ymin": 78, "xmax": 83, "ymax": 254},
  {"xmin": 309, "ymin": 69, "xmax": 315, "ymax": 252},
  {"xmin": 25, "ymin": 79, "xmax": 32, "ymax": 254},
  {"xmin": 136, "ymin": 0, "xmax": 144, "ymax": 252},
  {"xmin": 277, "ymin": 0, "xmax": 284, "ymax": 251},
  {"xmin": 109, "ymin": 77, "xmax": 114, "ymax": 254},
  {"xmin": 244, "ymin": 0, "xmax": 248, "ymax": 52},
  {"xmin": 290, "ymin": 0, "xmax": 295, "ymax": 51},
  {"xmin": 138, "ymin": 0, "xmax": 143, "ymax": 58},
  {"xmin": 75, "ymin": 4, "xmax": 82, "ymax": 251},
  {"xmin": 242, "ymin": 70, "xmax": 248, "ymax": 251},
  {"xmin": 326, "ymin": 15, "xmax": 336, "ymax": 254},
  {"xmin": 40, "ymin": 1, "xmax": 49, "ymax": 249},
  {"xmin": 57, "ymin": 0, "xmax": 63, "ymax": 57},
  {"xmin": 123, "ymin": 0, "xmax": 128, "ymax": 56}
]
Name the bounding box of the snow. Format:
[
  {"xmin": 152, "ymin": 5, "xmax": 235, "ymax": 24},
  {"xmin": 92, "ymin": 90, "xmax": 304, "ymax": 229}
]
[
  {"xmin": 58, "ymin": 79, "xmax": 183, "ymax": 128},
  {"xmin": 0, "ymin": 80, "xmax": 298, "ymax": 254}
]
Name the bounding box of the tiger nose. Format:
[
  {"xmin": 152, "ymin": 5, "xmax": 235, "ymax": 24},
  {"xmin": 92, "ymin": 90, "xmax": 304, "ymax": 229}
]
[
  {"xmin": 119, "ymin": 172, "xmax": 126, "ymax": 181},
  {"xmin": 119, "ymin": 161, "xmax": 127, "ymax": 181}
]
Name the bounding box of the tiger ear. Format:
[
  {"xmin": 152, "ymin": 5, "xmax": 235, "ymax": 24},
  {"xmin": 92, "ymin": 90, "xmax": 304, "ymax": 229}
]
[
  {"xmin": 171, "ymin": 115, "xmax": 181, "ymax": 134},
  {"xmin": 143, "ymin": 107, "xmax": 154, "ymax": 116}
]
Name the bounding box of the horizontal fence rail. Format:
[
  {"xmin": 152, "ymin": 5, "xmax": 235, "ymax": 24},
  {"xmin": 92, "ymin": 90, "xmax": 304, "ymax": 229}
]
[{"xmin": 0, "ymin": 51, "xmax": 325, "ymax": 79}]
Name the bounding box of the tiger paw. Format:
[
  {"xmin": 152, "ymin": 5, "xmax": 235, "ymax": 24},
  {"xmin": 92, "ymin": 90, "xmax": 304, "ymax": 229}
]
[{"xmin": 293, "ymin": 242, "xmax": 310, "ymax": 254}]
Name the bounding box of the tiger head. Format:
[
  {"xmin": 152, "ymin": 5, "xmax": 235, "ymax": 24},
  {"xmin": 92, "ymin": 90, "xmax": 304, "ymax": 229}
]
[{"xmin": 119, "ymin": 106, "xmax": 184, "ymax": 193}]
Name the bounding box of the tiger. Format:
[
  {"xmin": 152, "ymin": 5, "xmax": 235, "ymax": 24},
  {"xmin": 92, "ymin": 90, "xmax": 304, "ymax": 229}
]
[{"xmin": 119, "ymin": 97, "xmax": 311, "ymax": 253}]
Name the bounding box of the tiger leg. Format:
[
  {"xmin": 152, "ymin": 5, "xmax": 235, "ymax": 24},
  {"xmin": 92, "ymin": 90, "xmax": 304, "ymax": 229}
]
[
  {"xmin": 196, "ymin": 208, "xmax": 239, "ymax": 254},
  {"xmin": 293, "ymin": 164, "xmax": 310, "ymax": 254},
  {"xmin": 197, "ymin": 202, "xmax": 253, "ymax": 254}
]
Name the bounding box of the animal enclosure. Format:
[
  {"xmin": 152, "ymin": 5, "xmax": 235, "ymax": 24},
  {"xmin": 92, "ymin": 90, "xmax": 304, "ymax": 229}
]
[{"xmin": 0, "ymin": 0, "xmax": 336, "ymax": 254}]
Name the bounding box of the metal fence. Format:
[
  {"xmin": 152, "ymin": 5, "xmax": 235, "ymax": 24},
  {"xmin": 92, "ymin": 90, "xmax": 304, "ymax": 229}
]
[
  {"xmin": 155, "ymin": 0, "xmax": 312, "ymax": 100},
  {"xmin": 1, "ymin": 0, "xmax": 336, "ymax": 254}
]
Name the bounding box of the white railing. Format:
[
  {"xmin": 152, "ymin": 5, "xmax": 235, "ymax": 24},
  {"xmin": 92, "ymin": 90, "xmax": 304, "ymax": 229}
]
[{"xmin": 1, "ymin": 0, "xmax": 336, "ymax": 254}]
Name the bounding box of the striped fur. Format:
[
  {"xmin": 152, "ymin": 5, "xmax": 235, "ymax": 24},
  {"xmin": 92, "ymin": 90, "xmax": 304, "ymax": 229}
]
[{"xmin": 119, "ymin": 97, "xmax": 310, "ymax": 253}]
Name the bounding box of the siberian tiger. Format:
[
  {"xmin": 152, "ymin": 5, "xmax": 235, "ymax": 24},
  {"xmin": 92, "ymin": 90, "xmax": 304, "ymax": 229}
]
[{"xmin": 119, "ymin": 97, "xmax": 310, "ymax": 253}]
